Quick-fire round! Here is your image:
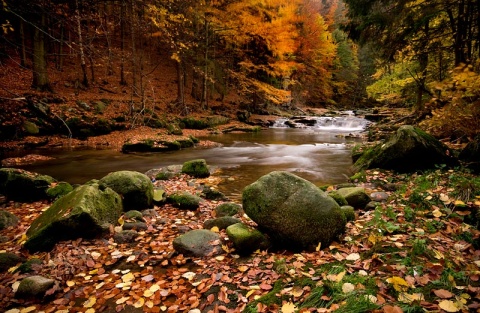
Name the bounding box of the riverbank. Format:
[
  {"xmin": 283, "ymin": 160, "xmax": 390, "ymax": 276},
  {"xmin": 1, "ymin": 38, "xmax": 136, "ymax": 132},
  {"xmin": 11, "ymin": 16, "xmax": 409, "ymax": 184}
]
[{"xmin": 1, "ymin": 167, "xmax": 479, "ymax": 312}]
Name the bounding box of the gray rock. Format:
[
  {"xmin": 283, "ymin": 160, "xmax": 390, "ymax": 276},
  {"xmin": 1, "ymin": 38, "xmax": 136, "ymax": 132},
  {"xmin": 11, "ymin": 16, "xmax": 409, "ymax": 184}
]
[
  {"xmin": 242, "ymin": 171, "xmax": 346, "ymax": 251},
  {"xmin": 0, "ymin": 210, "xmax": 19, "ymax": 230},
  {"xmin": 182, "ymin": 159, "xmax": 210, "ymax": 178},
  {"xmin": 0, "ymin": 253, "xmax": 26, "ymax": 272},
  {"xmin": 114, "ymin": 230, "xmax": 139, "ymax": 244},
  {"xmin": 100, "ymin": 171, "xmax": 154, "ymax": 211},
  {"xmin": 370, "ymin": 192, "xmax": 389, "ymax": 202},
  {"xmin": 0, "ymin": 168, "xmax": 56, "ymax": 202},
  {"xmin": 123, "ymin": 222, "xmax": 148, "ymax": 231},
  {"xmin": 215, "ymin": 202, "xmax": 242, "ymax": 217},
  {"xmin": 201, "ymin": 185, "xmax": 228, "ymax": 200},
  {"xmin": 15, "ymin": 275, "xmax": 55, "ymax": 298},
  {"xmin": 353, "ymin": 125, "xmax": 457, "ymax": 173},
  {"xmin": 173, "ymin": 229, "xmax": 222, "ymax": 257},
  {"xmin": 204, "ymin": 216, "xmax": 242, "ymax": 230},
  {"xmin": 365, "ymin": 201, "xmax": 381, "ymax": 211},
  {"xmin": 167, "ymin": 192, "xmax": 203, "ymax": 210},
  {"xmin": 24, "ymin": 183, "xmax": 123, "ymax": 252},
  {"xmin": 226, "ymin": 223, "xmax": 269, "ymax": 255},
  {"xmin": 337, "ymin": 187, "xmax": 371, "ymax": 209},
  {"xmin": 124, "ymin": 210, "xmax": 145, "ymax": 222},
  {"xmin": 15, "ymin": 258, "xmax": 43, "ymax": 273}
]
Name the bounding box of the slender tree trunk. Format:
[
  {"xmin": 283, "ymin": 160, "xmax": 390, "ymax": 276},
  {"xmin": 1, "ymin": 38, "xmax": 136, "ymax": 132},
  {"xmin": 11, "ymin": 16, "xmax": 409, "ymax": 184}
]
[
  {"xmin": 454, "ymin": 0, "xmax": 466, "ymax": 65},
  {"xmin": 32, "ymin": 12, "xmax": 51, "ymax": 91},
  {"xmin": 120, "ymin": 0, "xmax": 127, "ymax": 85},
  {"xmin": 57, "ymin": 20, "xmax": 64, "ymax": 71},
  {"xmin": 20, "ymin": 20, "xmax": 27, "ymax": 68},
  {"xmin": 176, "ymin": 60, "xmax": 185, "ymax": 109},
  {"xmin": 202, "ymin": 18, "xmax": 209, "ymax": 109},
  {"xmin": 75, "ymin": 0, "xmax": 88, "ymax": 87},
  {"xmin": 131, "ymin": 0, "xmax": 137, "ymax": 91}
]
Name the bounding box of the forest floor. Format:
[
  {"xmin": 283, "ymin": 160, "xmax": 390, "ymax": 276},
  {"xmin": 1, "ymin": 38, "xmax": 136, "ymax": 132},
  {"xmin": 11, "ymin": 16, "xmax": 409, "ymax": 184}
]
[{"xmin": 1, "ymin": 167, "xmax": 480, "ymax": 313}]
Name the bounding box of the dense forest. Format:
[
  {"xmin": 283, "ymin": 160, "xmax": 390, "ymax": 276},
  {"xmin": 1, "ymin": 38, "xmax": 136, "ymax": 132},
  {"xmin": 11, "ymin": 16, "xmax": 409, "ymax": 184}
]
[{"xmin": 1, "ymin": 0, "xmax": 480, "ymax": 140}]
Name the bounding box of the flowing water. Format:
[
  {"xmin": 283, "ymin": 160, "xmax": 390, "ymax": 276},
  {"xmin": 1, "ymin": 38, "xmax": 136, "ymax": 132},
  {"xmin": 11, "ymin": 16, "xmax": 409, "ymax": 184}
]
[{"xmin": 19, "ymin": 115, "xmax": 370, "ymax": 200}]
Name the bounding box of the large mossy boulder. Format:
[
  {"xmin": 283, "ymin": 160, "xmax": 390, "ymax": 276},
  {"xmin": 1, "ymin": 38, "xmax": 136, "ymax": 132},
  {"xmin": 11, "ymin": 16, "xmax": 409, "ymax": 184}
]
[
  {"xmin": 172, "ymin": 229, "xmax": 222, "ymax": 257},
  {"xmin": 182, "ymin": 159, "xmax": 210, "ymax": 178},
  {"xmin": 24, "ymin": 183, "xmax": 123, "ymax": 252},
  {"xmin": 0, "ymin": 168, "xmax": 56, "ymax": 202},
  {"xmin": 99, "ymin": 171, "xmax": 153, "ymax": 211},
  {"xmin": 15, "ymin": 275, "xmax": 55, "ymax": 299},
  {"xmin": 459, "ymin": 135, "xmax": 480, "ymax": 173},
  {"xmin": 353, "ymin": 125, "xmax": 457, "ymax": 173},
  {"xmin": 242, "ymin": 171, "xmax": 346, "ymax": 251}
]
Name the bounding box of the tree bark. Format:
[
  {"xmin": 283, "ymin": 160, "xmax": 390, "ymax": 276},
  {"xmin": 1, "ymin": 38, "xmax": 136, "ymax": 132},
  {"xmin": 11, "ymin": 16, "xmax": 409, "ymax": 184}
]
[
  {"xmin": 176, "ymin": 60, "xmax": 185, "ymax": 109},
  {"xmin": 120, "ymin": 0, "xmax": 127, "ymax": 85},
  {"xmin": 32, "ymin": 11, "xmax": 51, "ymax": 91},
  {"xmin": 75, "ymin": 0, "xmax": 88, "ymax": 87},
  {"xmin": 20, "ymin": 20, "xmax": 27, "ymax": 68}
]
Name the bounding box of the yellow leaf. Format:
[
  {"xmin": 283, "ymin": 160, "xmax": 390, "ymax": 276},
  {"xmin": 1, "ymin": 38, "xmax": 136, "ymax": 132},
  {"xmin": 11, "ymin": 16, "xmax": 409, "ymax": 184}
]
[
  {"xmin": 386, "ymin": 276, "xmax": 410, "ymax": 292},
  {"xmin": 281, "ymin": 302, "xmax": 296, "ymax": 313},
  {"xmin": 122, "ymin": 272, "xmax": 135, "ymax": 283},
  {"xmin": 245, "ymin": 289, "xmax": 256, "ymax": 298},
  {"xmin": 327, "ymin": 270, "xmax": 346, "ymax": 282},
  {"xmin": 85, "ymin": 309, "xmax": 95, "ymax": 313},
  {"xmin": 210, "ymin": 226, "xmax": 220, "ymax": 233},
  {"xmin": 398, "ymin": 292, "xmax": 424, "ymax": 303},
  {"xmin": 432, "ymin": 209, "xmax": 443, "ymax": 217},
  {"xmin": 143, "ymin": 289, "xmax": 154, "ymax": 297},
  {"xmin": 238, "ymin": 265, "xmax": 249, "ymax": 272},
  {"xmin": 315, "ymin": 242, "xmax": 321, "ymax": 251},
  {"xmin": 118, "ymin": 216, "xmax": 124, "ymax": 226},
  {"xmin": 133, "ymin": 298, "xmax": 145, "ymax": 308},
  {"xmin": 20, "ymin": 307, "xmax": 36, "ymax": 313},
  {"xmin": 116, "ymin": 296, "xmax": 129, "ymax": 305},
  {"xmin": 5, "ymin": 309, "xmax": 20, "ymax": 313},
  {"xmin": 454, "ymin": 200, "xmax": 466, "ymax": 207},
  {"xmin": 432, "ymin": 249, "xmax": 444, "ymax": 260},
  {"xmin": 438, "ymin": 300, "xmax": 461, "ymax": 312},
  {"xmin": 149, "ymin": 284, "xmax": 160, "ymax": 292},
  {"xmin": 17, "ymin": 234, "xmax": 27, "ymax": 245},
  {"xmin": 83, "ymin": 296, "xmax": 96, "ymax": 308},
  {"xmin": 145, "ymin": 300, "xmax": 154, "ymax": 308},
  {"xmin": 215, "ymin": 255, "xmax": 225, "ymax": 261}
]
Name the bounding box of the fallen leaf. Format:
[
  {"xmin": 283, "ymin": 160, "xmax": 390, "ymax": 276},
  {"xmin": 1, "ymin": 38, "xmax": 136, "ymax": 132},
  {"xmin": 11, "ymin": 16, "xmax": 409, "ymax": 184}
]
[
  {"xmin": 342, "ymin": 282, "xmax": 355, "ymax": 293},
  {"xmin": 83, "ymin": 296, "xmax": 97, "ymax": 308},
  {"xmin": 20, "ymin": 307, "xmax": 36, "ymax": 313},
  {"xmin": 281, "ymin": 302, "xmax": 296, "ymax": 313},
  {"xmin": 386, "ymin": 276, "xmax": 410, "ymax": 292},
  {"xmin": 346, "ymin": 253, "xmax": 360, "ymax": 261},
  {"xmin": 382, "ymin": 305, "xmax": 403, "ymax": 313},
  {"xmin": 398, "ymin": 293, "xmax": 424, "ymax": 303},
  {"xmin": 438, "ymin": 300, "xmax": 461, "ymax": 312},
  {"xmin": 133, "ymin": 297, "xmax": 145, "ymax": 308},
  {"xmin": 434, "ymin": 289, "xmax": 454, "ymax": 299},
  {"xmin": 116, "ymin": 296, "xmax": 129, "ymax": 304}
]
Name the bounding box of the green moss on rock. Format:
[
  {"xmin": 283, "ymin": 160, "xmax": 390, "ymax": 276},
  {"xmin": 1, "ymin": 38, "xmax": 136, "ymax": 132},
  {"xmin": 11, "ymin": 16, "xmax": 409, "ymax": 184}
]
[
  {"xmin": 182, "ymin": 159, "xmax": 210, "ymax": 178},
  {"xmin": 167, "ymin": 192, "xmax": 203, "ymax": 210}
]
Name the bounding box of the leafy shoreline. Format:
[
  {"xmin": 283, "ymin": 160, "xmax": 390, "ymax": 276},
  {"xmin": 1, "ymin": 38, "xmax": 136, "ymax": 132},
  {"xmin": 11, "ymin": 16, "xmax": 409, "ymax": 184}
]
[{"xmin": 1, "ymin": 166, "xmax": 479, "ymax": 312}]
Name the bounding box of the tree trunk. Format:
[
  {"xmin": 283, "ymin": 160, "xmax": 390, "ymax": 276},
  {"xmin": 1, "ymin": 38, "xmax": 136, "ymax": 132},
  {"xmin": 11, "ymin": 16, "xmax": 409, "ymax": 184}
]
[
  {"xmin": 32, "ymin": 12, "xmax": 51, "ymax": 91},
  {"xmin": 120, "ymin": 0, "xmax": 127, "ymax": 85},
  {"xmin": 20, "ymin": 20, "xmax": 27, "ymax": 68},
  {"xmin": 130, "ymin": 0, "xmax": 137, "ymax": 91},
  {"xmin": 57, "ymin": 20, "xmax": 64, "ymax": 71},
  {"xmin": 202, "ymin": 18, "xmax": 209, "ymax": 109},
  {"xmin": 75, "ymin": 0, "xmax": 88, "ymax": 87},
  {"xmin": 176, "ymin": 60, "xmax": 186, "ymax": 110}
]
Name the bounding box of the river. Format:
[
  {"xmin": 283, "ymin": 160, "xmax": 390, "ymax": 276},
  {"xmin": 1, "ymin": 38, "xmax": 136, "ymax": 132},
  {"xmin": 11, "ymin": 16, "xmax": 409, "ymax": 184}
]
[{"xmin": 20, "ymin": 115, "xmax": 370, "ymax": 200}]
